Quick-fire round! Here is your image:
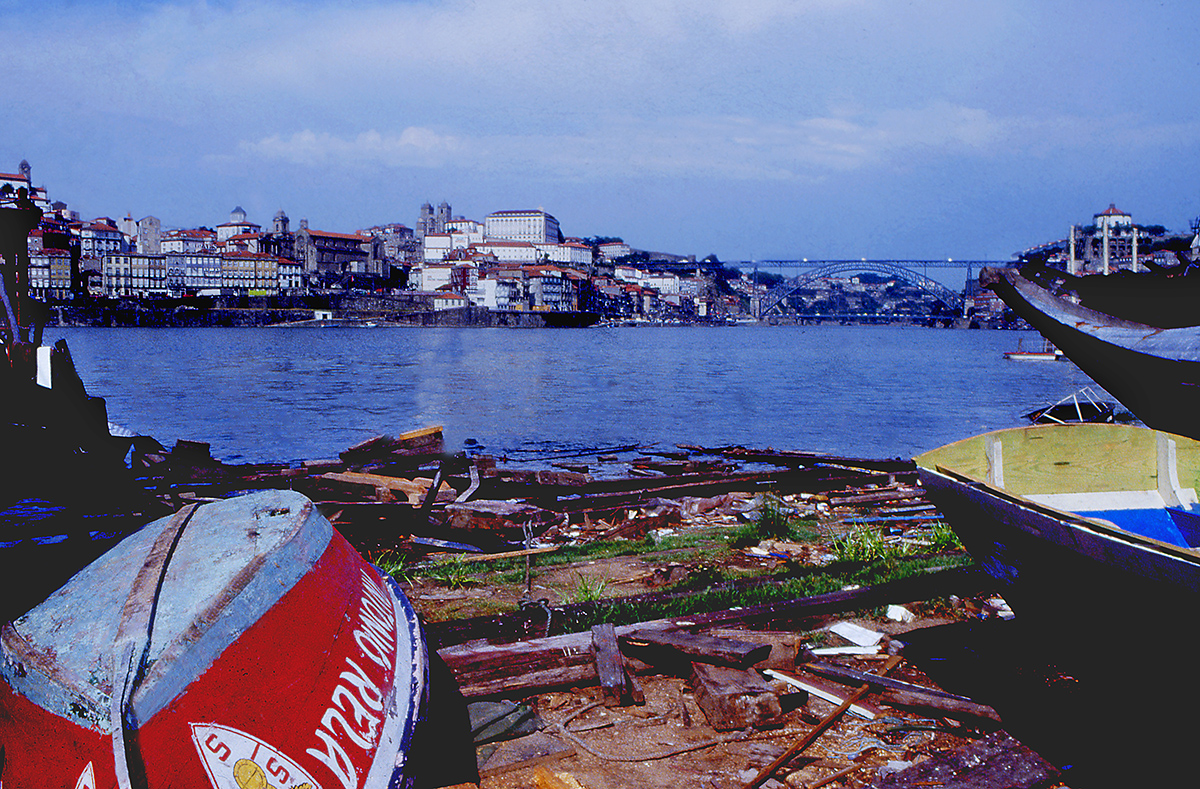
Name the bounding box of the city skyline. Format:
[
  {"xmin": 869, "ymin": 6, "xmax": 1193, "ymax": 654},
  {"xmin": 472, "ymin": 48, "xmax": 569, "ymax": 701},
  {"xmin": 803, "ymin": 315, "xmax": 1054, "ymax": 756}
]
[{"xmin": 3, "ymin": 1, "xmax": 1198, "ymax": 264}]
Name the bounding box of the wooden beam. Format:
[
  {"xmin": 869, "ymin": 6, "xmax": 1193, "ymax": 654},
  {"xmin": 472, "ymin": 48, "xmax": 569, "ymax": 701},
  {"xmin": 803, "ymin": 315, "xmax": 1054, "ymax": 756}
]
[
  {"xmin": 620, "ymin": 628, "xmax": 772, "ymax": 669},
  {"xmin": 591, "ymin": 623, "xmax": 629, "ymax": 706}
]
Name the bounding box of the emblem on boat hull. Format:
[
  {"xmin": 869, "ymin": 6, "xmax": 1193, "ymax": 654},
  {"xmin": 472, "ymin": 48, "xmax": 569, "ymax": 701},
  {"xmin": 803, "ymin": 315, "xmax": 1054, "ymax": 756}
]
[{"xmin": 192, "ymin": 723, "xmax": 321, "ymax": 789}]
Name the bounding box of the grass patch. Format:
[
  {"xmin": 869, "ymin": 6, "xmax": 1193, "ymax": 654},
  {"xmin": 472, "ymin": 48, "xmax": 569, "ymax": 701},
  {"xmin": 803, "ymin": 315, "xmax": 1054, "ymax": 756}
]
[
  {"xmin": 830, "ymin": 527, "xmax": 916, "ymax": 563},
  {"xmin": 421, "ymin": 556, "xmax": 482, "ymax": 589},
  {"xmin": 927, "ymin": 520, "xmax": 965, "ymax": 552},
  {"xmin": 569, "ymin": 574, "xmax": 609, "ymax": 603},
  {"xmin": 558, "ymin": 553, "xmax": 974, "ymax": 633}
]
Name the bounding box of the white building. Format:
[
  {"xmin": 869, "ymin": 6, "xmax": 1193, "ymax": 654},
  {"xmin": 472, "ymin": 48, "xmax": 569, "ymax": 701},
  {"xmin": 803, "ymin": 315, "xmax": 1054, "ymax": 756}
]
[
  {"xmin": 104, "ymin": 253, "xmax": 169, "ymax": 296},
  {"xmin": 598, "ymin": 241, "xmax": 631, "ymax": 261},
  {"xmin": 165, "ymin": 252, "xmax": 222, "ymax": 295},
  {"xmin": 485, "ymin": 210, "xmax": 560, "ymax": 244},
  {"xmin": 535, "ymin": 241, "xmax": 592, "ymax": 268},
  {"xmin": 162, "ymin": 228, "xmax": 217, "ymax": 254},
  {"xmin": 80, "ymin": 220, "xmax": 127, "ymax": 259},
  {"xmin": 421, "ymin": 233, "xmax": 453, "ymax": 263},
  {"xmin": 468, "ymin": 276, "xmax": 522, "ymax": 311},
  {"xmin": 474, "ymin": 240, "xmax": 538, "ymax": 264},
  {"xmin": 216, "ymin": 206, "xmax": 261, "ymax": 242}
]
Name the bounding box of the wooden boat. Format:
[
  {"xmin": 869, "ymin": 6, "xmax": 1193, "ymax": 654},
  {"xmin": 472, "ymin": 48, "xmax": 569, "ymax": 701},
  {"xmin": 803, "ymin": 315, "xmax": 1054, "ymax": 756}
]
[
  {"xmin": 982, "ymin": 266, "xmax": 1200, "ymax": 441},
  {"xmin": 915, "ymin": 424, "xmax": 1200, "ymax": 632},
  {"xmin": 1020, "ymin": 260, "xmax": 1200, "ymax": 330},
  {"xmin": 0, "ymin": 489, "xmax": 428, "ymax": 789}
]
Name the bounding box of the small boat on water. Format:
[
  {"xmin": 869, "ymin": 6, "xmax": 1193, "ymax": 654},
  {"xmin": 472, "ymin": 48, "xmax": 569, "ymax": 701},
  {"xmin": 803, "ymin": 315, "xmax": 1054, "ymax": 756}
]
[
  {"xmin": 0, "ymin": 489, "xmax": 428, "ymax": 789},
  {"xmin": 1003, "ymin": 336, "xmax": 1060, "ymax": 361},
  {"xmin": 915, "ymin": 424, "xmax": 1200, "ymax": 631},
  {"xmin": 1021, "ymin": 386, "xmax": 1125, "ymax": 425},
  {"xmin": 982, "ymin": 266, "xmax": 1200, "ymax": 441}
]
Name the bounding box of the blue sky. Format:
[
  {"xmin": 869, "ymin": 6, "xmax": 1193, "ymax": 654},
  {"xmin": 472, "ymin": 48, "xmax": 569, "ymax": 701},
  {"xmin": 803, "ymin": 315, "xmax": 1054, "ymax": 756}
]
[{"xmin": 3, "ymin": 0, "xmax": 1198, "ymax": 265}]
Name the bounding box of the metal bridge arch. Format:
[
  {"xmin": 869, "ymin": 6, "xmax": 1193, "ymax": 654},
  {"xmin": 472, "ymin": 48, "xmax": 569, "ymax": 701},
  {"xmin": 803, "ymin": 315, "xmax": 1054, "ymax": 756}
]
[{"xmin": 757, "ymin": 261, "xmax": 963, "ymax": 318}]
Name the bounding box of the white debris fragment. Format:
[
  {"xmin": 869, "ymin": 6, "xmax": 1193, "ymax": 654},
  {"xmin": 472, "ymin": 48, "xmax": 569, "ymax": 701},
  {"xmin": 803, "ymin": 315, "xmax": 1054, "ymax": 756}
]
[
  {"xmin": 886, "ymin": 604, "xmax": 915, "ymax": 623},
  {"xmin": 828, "ymin": 621, "xmax": 884, "ymax": 646}
]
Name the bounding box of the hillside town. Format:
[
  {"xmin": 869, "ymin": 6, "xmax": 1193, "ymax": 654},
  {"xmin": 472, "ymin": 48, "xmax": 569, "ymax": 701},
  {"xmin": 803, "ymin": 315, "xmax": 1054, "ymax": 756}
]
[{"xmin": 4, "ymin": 159, "xmax": 1197, "ymax": 326}]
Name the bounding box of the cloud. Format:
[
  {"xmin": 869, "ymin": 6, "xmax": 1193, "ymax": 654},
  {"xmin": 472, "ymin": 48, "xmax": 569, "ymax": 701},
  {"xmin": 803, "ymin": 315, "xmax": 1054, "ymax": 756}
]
[
  {"xmin": 236, "ymin": 101, "xmax": 1008, "ymax": 182},
  {"xmin": 239, "ymin": 127, "xmax": 463, "ymax": 168}
]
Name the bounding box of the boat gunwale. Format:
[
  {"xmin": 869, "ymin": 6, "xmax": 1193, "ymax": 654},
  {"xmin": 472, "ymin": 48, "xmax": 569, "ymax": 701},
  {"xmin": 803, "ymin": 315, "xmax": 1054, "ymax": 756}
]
[{"xmin": 922, "ymin": 463, "xmax": 1200, "ymax": 564}]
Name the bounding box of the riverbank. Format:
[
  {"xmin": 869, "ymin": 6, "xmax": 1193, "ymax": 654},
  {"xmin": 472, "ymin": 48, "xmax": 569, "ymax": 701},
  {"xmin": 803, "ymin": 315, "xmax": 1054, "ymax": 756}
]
[{"xmin": 42, "ymin": 294, "xmax": 1004, "ymax": 329}]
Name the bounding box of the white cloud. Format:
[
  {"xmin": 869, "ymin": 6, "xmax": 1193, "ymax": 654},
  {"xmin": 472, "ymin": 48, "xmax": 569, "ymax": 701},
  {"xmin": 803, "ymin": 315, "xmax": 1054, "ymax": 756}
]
[
  {"xmin": 240, "ymin": 127, "xmax": 462, "ymax": 167},
  {"xmin": 236, "ymin": 102, "xmax": 1007, "ymax": 181}
]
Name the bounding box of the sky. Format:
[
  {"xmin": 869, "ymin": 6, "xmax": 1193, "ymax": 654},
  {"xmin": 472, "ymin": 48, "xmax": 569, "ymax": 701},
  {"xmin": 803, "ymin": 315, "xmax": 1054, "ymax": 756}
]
[{"xmin": 3, "ymin": 0, "xmax": 1198, "ymax": 266}]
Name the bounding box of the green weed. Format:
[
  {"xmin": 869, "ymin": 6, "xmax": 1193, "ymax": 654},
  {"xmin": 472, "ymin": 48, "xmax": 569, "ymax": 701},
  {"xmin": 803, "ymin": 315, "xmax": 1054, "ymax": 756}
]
[
  {"xmin": 927, "ymin": 520, "xmax": 965, "ymax": 552},
  {"xmin": 728, "ymin": 495, "xmax": 820, "ymax": 548},
  {"xmin": 421, "ymin": 556, "xmax": 480, "ymax": 589},
  {"xmin": 830, "ymin": 527, "xmax": 915, "ymax": 563},
  {"xmin": 569, "ymin": 574, "xmax": 609, "ymax": 603},
  {"xmin": 373, "ymin": 549, "xmax": 416, "ymax": 584}
]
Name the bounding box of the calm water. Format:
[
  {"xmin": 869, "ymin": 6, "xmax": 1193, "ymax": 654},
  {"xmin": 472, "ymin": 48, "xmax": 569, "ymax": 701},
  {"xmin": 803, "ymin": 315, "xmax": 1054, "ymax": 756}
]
[{"xmin": 52, "ymin": 325, "xmax": 1103, "ymax": 465}]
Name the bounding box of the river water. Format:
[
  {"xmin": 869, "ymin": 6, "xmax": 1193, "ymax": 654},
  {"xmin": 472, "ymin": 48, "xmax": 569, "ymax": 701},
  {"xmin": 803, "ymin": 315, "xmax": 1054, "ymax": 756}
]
[{"xmin": 52, "ymin": 325, "xmax": 1103, "ymax": 466}]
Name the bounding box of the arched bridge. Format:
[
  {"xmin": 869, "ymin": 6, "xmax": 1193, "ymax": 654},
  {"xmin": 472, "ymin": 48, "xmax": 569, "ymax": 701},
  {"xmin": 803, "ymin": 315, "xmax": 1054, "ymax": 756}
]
[{"xmin": 755, "ymin": 260, "xmax": 967, "ymax": 318}]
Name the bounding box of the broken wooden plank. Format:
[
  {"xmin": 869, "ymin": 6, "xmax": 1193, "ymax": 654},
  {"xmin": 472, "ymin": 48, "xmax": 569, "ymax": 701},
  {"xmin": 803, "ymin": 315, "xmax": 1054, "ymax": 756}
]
[
  {"xmin": 802, "ymin": 661, "xmax": 975, "ymax": 702},
  {"xmin": 690, "ymin": 663, "xmax": 783, "ymax": 731},
  {"xmin": 620, "ymin": 628, "xmax": 772, "ymax": 669}
]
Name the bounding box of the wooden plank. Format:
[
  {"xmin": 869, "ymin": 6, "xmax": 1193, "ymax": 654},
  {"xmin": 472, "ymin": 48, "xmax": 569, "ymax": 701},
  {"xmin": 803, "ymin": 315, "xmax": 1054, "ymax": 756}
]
[
  {"xmin": 620, "ymin": 628, "xmax": 772, "ymax": 668},
  {"xmin": 397, "ymin": 424, "xmax": 443, "ymax": 442},
  {"xmin": 591, "ymin": 623, "xmax": 627, "ymax": 705},
  {"xmin": 448, "ymin": 545, "xmax": 558, "ymax": 563},
  {"xmin": 426, "ymin": 565, "xmax": 992, "ymax": 650}
]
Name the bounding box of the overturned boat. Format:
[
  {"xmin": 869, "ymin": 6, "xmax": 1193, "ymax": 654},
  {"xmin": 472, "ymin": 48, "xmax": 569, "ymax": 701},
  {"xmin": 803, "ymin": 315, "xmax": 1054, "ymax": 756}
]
[
  {"xmin": 983, "ymin": 266, "xmax": 1200, "ymax": 441},
  {"xmin": 0, "ymin": 489, "xmax": 428, "ymax": 789},
  {"xmin": 916, "ymin": 424, "xmax": 1200, "ymax": 630}
]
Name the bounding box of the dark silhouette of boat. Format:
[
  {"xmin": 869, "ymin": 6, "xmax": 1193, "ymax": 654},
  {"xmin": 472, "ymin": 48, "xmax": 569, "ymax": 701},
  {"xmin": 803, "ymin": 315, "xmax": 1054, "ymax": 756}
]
[{"xmin": 982, "ymin": 266, "xmax": 1200, "ymax": 441}]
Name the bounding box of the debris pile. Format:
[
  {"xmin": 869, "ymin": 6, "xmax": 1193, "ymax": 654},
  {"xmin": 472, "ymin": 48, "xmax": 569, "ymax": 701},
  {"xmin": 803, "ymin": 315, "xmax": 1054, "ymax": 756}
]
[{"xmin": 111, "ymin": 426, "xmax": 1068, "ymax": 787}]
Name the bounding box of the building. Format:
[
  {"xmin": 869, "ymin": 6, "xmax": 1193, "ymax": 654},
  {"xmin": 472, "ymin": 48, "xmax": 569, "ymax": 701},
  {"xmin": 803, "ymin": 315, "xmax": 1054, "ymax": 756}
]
[
  {"xmin": 216, "ymin": 206, "xmax": 261, "ymax": 242},
  {"xmin": 221, "ymin": 252, "xmax": 280, "ymax": 295},
  {"xmin": 0, "ymin": 160, "xmax": 50, "ymax": 211},
  {"xmin": 28, "ymin": 249, "xmax": 72, "ymax": 301},
  {"xmin": 485, "ymin": 210, "xmax": 560, "ymax": 244},
  {"xmin": 165, "ymin": 252, "xmax": 222, "ymax": 295},
  {"xmin": 136, "ymin": 216, "xmax": 162, "ymax": 255},
  {"xmin": 294, "ymin": 220, "xmax": 382, "ymax": 279},
  {"xmin": 1024, "ymin": 204, "xmax": 1173, "ymax": 276},
  {"xmin": 103, "ymin": 253, "xmax": 168, "ymax": 297},
  {"xmin": 162, "ymin": 228, "xmax": 217, "ymax": 254},
  {"xmin": 416, "ymin": 201, "xmax": 452, "ymax": 239}
]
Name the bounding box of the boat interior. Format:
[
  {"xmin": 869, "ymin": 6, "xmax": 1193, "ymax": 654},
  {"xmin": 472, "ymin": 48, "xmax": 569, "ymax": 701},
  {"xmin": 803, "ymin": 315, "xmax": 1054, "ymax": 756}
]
[{"xmin": 916, "ymin": 424, "xmax": 1200, "ymax": 550}]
